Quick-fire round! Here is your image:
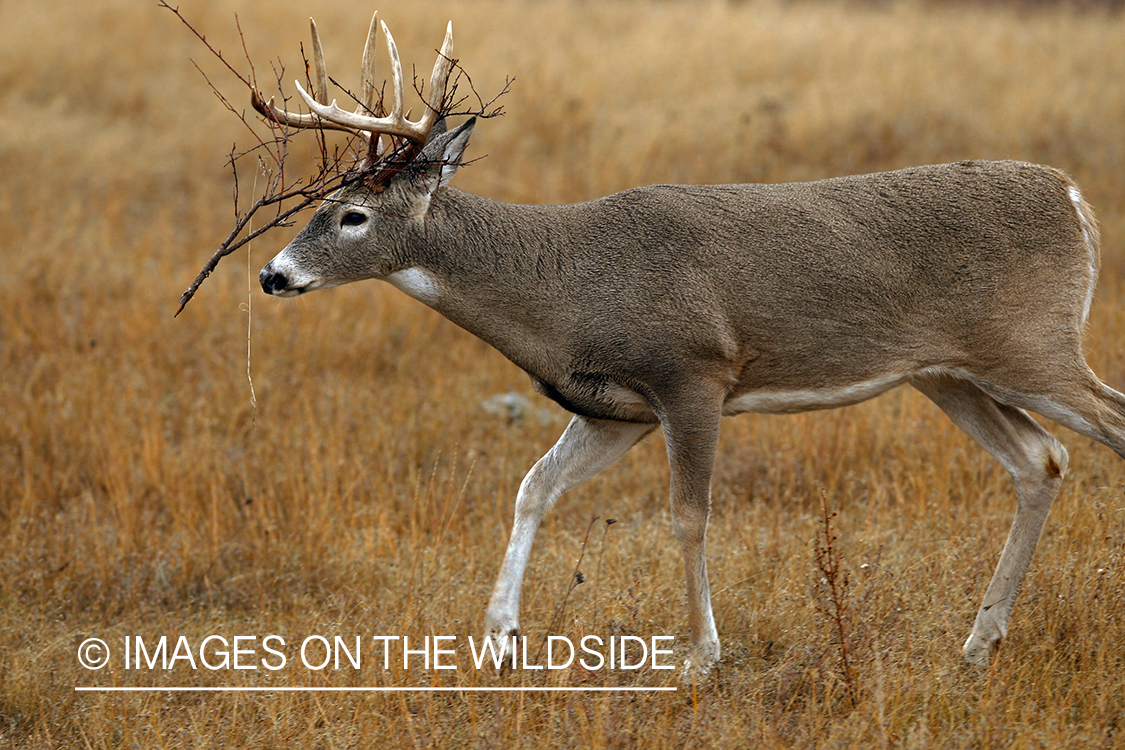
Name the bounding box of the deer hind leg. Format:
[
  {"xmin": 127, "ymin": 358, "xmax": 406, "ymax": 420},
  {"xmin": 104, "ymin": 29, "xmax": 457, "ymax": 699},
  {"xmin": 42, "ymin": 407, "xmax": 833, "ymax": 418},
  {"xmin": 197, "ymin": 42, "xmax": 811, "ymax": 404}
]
[
  {"xmin": 911, "ymin": 373, "xmax": 1069, "ymax": 666},
  {"xmin": 1007, "ymin": 374, "xmax": 1125, "ymax": 462},
  {"xmin": 484, "ymin": 416, "xmax": 655, "ymax": 660},
  {"xmin": 1085, "ymin": 380, "xmax": 1125, "ymax": 459},
  {"xmin": 959, "ymin": 355, "xmax": 1125, "ymax": 462}
]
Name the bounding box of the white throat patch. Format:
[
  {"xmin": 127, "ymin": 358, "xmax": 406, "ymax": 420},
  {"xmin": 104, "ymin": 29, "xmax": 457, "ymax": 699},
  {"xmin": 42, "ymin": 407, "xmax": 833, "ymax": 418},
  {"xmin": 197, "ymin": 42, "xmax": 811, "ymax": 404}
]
[{"xmin": 384, "ymin": 267, "xmax": 441, "ymax": 306}]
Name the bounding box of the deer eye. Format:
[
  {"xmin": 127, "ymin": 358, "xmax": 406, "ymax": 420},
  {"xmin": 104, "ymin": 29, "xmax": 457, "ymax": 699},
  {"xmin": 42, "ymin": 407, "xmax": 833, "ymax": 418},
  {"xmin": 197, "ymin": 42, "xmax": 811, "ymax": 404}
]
[{"xmin": 341, "ymin": 211, "xmax": 367, "ymax": 227}]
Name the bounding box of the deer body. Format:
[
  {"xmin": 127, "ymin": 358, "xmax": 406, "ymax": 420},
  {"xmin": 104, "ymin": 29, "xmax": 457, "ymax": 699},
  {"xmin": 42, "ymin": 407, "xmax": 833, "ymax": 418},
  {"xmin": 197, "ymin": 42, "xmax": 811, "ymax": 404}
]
[
  {"xmin": 394, "ymin": 162, "xmax": 1099, "ymax": 426},
  {"xmin": 252, "ymin": 17, "xmax": 1125, "ymax": 674}
]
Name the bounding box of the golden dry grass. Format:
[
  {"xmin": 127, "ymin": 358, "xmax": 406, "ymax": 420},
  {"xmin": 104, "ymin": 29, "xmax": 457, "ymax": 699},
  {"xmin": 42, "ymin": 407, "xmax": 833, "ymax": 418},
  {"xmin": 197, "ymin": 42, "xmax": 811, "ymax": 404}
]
[{"xmin": 2, "ymin": 0, "xmax": 1125, "ymax": 747}]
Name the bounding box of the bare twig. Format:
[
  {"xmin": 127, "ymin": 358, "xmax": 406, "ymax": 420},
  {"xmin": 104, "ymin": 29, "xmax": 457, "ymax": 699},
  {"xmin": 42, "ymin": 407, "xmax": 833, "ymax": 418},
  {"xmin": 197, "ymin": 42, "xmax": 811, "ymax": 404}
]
[
  {"xmin": 162, "ymin": 3, "xmax": 508, "ymax": 317},
  {"xmin": 592, "ymin": 517, "xmax": 617, "ymax": 627},
  {"xmin": 813, "ymin": 490, "xmax": 858, "ymax": 707},
  {"xmin": 536, "ymin": 516, "xmax": 600, "ymax": 665}
]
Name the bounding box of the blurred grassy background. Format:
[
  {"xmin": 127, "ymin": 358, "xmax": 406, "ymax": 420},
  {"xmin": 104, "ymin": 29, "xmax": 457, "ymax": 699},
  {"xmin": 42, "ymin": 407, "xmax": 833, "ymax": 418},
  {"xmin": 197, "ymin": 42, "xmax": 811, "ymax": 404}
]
[{"xmin": 2, "ymin": 0, "xmax": 1124, "ymax": 747}]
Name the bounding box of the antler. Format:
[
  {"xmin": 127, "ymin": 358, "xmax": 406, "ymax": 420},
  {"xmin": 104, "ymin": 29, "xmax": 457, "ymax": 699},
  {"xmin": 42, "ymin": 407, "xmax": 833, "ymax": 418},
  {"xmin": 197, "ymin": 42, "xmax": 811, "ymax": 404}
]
[{"xmin": 250, "ymin": 13, "xmax": 454, "ymax": 152}]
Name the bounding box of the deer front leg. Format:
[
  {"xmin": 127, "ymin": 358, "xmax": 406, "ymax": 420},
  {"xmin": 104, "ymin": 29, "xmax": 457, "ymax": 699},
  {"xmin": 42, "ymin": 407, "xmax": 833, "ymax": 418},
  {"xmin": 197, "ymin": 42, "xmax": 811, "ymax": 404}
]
[
  {"xmin": 660, "ymin": 397, "xmax": 724, "ymax": 677},
  {"xmin": 484, "ymin": 416, "xmax": 655, "ymax": 662}
]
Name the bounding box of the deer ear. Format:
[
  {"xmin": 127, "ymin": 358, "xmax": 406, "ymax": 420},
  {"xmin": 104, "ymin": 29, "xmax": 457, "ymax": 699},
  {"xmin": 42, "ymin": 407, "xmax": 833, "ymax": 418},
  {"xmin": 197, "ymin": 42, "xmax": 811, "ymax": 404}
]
[
  {"xmin": 429, "ymin": 117, "xmax": 449, "ymax": 140},
  {"xmin": 420, "ymin": 117, "xmax": 476, "ymax": 191}
]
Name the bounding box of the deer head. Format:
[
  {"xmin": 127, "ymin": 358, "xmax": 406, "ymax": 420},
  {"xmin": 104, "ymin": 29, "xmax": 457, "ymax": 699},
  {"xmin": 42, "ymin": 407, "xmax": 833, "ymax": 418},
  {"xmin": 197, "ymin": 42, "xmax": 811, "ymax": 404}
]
[{"xmin": 254, "ymin": 14, "xmax": 475, "ymax": 297}]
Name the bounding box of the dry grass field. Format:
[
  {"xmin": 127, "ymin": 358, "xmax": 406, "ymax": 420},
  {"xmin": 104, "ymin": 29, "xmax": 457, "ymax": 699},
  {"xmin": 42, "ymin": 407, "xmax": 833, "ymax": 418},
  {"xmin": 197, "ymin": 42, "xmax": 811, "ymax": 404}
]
[{"xmin": 3, "ymin": 0, "xmax": 1125, "ymax": 747}]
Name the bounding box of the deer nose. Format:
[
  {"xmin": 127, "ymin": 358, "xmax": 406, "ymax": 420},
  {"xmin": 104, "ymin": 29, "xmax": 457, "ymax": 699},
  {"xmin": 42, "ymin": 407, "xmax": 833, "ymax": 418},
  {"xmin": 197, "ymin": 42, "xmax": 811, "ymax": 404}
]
[{"xmin": 260, "ymin": 266, "xmax": 289, "ymax": 294}]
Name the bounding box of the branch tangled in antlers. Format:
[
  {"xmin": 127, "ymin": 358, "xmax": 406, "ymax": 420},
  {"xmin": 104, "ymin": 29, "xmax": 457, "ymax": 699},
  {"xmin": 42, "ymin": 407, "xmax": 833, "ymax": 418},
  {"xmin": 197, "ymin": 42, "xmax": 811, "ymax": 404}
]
[{"xmin": 162, "ymin": 3, "xmax": 510, "ymax": 316}]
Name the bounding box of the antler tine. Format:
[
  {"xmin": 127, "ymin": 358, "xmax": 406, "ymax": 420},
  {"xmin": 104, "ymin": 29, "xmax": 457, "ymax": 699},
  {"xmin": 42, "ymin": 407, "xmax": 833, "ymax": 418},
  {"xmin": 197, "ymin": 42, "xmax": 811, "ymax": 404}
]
[
  {"xmin": 424, "ymin": 22, "xmax": 455, "ymax": 117},
  {"xmin": 250, "ymin": 16, "xmax": 357, "ymax": 135},
  {"xmin": 308, "ymin": 18, "xmax": 330, "ymax": 105},
  {"xmin": 289, "ymin": 19, "xmax": 455, "ymax": 148},
  {"xmin": 380, "ymin": 21, "xmax": 406, "ymax": 132},
  {"xmin": 360, "ymin": 12, "xmax": 380, "ymax": 115}
]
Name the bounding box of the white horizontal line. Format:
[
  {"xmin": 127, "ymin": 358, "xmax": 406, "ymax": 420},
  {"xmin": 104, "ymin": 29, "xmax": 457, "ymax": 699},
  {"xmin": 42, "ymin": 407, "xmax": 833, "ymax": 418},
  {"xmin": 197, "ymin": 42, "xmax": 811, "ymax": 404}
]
[{"xmin": 75, "ymin": 686, "xmax": 676, "ymax": 693}]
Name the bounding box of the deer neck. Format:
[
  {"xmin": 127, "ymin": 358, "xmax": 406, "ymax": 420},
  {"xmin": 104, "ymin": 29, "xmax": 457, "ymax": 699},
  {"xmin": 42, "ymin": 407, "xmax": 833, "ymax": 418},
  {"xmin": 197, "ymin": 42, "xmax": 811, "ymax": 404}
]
[{"xmin": 389, "ymin": 187, "xmax": 574, "ymax": 378}]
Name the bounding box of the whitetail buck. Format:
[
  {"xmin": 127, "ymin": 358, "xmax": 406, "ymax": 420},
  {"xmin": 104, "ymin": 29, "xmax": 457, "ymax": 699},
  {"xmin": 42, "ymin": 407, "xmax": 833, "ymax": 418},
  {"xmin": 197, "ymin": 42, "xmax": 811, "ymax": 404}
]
[{"xmin": 254, "ymin": 15, "xmax": 1125, "ymax": 673}]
